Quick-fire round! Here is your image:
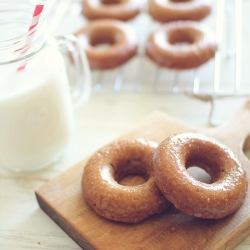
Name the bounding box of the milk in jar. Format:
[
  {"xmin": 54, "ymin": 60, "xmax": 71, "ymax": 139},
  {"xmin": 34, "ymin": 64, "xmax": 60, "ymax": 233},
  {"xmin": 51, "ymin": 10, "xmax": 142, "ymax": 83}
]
[
  {"xmin": 0, "ymin": 0, "xmax": 91, "ymax": 171},
  {"xmin": 0, "ymin": 46, "xmax": 75, "ymax": 171}
]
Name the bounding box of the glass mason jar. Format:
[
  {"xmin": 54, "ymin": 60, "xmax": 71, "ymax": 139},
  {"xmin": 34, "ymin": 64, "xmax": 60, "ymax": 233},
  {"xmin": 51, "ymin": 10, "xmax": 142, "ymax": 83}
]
[{"xmin": 0, "ymin": 0, "xmax": 91, "ymax": 171}]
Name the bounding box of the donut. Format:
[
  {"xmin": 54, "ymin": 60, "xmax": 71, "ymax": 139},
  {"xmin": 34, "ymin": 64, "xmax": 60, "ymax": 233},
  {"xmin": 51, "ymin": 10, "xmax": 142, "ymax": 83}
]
[
  {"xmin": 148, "ymin": 0, "xmax": 212, "ymax": 23},
  {"xmin": 152, "ymin": 132, "xmax": 248, "ymax": 219},
  {"xmin": 81, "ymin": 0, "xmax": 140, "ymax": 21},
  {"xmin": 75, "ymin": 19, "xmax": 138, "ymax": 70},
  {"xmin": 145, "ymin": 21, "xmax": 218, "ymax": 69},
  {"xmin": 82, "ymin": 138, "xmax": 170, "ymax": 223}
]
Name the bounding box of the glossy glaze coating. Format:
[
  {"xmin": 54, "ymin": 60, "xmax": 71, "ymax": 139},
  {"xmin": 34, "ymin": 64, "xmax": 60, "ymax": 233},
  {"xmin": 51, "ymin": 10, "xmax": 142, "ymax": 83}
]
[
  {"xmin": 82, "ymin": 138, "xmax": 170, "ymax": 223},
  {"xmin": 148, "ymin": 0, "xmax": 211, "ymax": 23},
  {"xmin": 75, "ymin": 19, "xmax": 138, "ymax": 70},
  {"xmin": 152, "ymin": 132, "xmax": 248, "ymax": 219},
  {"xmin": 146, "ymin": 21, "xmax": 217, "ymax": 69},
  {"xmin": 81, "ymin": 0, "xmax": 140, "ymax": 21}
]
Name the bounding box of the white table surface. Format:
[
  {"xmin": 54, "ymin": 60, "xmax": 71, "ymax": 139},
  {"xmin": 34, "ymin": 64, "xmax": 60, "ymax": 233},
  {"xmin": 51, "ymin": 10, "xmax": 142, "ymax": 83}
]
[{"xmin": 1, "ymin": 0, "xmax": 250, "ymax": 249}]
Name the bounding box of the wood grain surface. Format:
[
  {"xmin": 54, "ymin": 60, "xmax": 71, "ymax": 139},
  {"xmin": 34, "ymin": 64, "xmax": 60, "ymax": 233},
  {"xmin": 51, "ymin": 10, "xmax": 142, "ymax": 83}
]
[{"xmin": 35, "ymin": 100, "xmax": 250, "ymax": 250}]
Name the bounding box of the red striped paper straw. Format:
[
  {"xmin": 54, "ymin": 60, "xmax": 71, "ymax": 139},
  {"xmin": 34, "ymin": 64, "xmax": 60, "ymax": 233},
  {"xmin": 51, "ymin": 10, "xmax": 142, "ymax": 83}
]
[
  {"xmin": 29, "ymin": 2, "xmax": 44, "ymax": 31},
  {"xmin": 18, "ymin": 1, "xmax": 45, "ymax": 71}
]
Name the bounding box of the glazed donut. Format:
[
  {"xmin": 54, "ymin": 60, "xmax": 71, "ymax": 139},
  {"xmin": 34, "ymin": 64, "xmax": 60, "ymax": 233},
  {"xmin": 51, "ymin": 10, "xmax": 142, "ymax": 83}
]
[
  {"xmin": 145, "ymin": 21, "xmax": 217, "ymax": 69},
  {"xmin": 82, "ymin": 138, "xmax": 170, "ymax": 223},
  {"xmin": 148, "ymin": 0, "xmax": 212, "ymax": 23},
  {"xmin": 75, "ymin": 19, "xmax": 138, "ymax": 70},
  {"xmin": 152, "ymin": 132, "xmax": 248, "ymax": 219},
  {"xmin": 81, "ymin": 0, "xmax": 140, "ymax": 21}
]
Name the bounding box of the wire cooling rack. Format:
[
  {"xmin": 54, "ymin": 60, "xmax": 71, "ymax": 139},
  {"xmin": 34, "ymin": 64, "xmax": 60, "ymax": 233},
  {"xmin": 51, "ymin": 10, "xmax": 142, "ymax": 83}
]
[{"xmin": 48, "ymin": 0, "xmax": 245, "ymax": 125}]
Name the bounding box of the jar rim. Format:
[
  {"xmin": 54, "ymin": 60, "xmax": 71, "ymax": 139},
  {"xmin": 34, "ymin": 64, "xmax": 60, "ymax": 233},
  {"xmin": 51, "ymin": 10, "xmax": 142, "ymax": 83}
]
[
  {"xmin": 0, "ymin": 17, "xmax": 44, "ymax": 45},
  {"xmin": 0, "ymin": 0, "xmax": 45, "ymax": 42},
  {"xmin": 0, "ymin": 0, "xmax": 48, "ymax": 65}
]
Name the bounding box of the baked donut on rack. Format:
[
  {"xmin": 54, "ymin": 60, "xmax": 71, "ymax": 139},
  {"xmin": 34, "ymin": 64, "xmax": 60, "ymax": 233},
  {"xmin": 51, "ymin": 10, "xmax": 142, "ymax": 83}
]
[
  {"xmin": 152, "ymin": 132, "xmax": 248, "ymax": 219},
  {"xmin": 148, "ymin": 0, "xmax": 212, "ymax": 23},
  {"xmin": 145, "ymin": 20, "xmax": 217, "ymax": 69},
  {"xmin": 81, "ymin": 0, "xmax": 140, "ymax": 21},
  {"xmin": 75, "ymin": 19, "xmax": 138, "ymax": 70},
  {"xmin": 82, "ymin": 138, "xmax": 170, "ymax": 223}
]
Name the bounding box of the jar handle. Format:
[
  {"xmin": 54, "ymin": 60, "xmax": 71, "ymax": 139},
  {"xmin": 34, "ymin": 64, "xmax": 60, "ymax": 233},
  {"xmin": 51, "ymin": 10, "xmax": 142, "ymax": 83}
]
[{"xmin": 55, "ymin": 34, "xmax": 91, "ymax": 107}]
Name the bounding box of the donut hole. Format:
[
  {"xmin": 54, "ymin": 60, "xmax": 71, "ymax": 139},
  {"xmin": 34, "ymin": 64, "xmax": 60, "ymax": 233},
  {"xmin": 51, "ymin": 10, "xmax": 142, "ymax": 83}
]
[
  {"xmin": 186, "ymin": 159, "xmax": 219, "ymax": 183},
  {"xmin": 101, "ymin": 0, "xmax": 123, "ymax": 4},
  {"xmin": 170, "ymin": 0, "xmax": 192, "ymax": 2},
  {"xmin": 187, "ymin": 166, "xmax": 212, "ymax": 184},
  {"xmin": 243, "ymin": 135, "xmax": 250, "ymax": 160},
  {"xmin": 168, "ymin": 30, "xmax": 196, "ymax": 47},
  {"xmin": 113, "ymin": 159, "xmax": 150, "ymax": 186},
  {"xmin": 90, "ymin": 33, "xmax": 115, "ymax": 49},
  {"xmin": 185, "ymin": 142, "xmax": 227, "ymax": 183},
  {"xmin": 119, "ymin": 174, "xmax": 147, "ymax": 186}
]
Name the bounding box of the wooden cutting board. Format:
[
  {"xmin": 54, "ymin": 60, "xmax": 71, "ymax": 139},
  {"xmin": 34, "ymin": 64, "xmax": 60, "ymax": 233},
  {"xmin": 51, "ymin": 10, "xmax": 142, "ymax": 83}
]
[{"xmin": 35, "ymin": 101, "xmax": 250, "ymax": 250}]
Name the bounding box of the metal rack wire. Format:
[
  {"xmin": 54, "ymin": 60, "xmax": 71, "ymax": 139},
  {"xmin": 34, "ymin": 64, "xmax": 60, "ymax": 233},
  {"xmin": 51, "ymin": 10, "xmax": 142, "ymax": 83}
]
[
  {"xmin": 186, "ymin": 0, "xmax": 244, "ymax": 125},
  {"xmin": 48, "ymin": 0, "xmax": 245, "ymax": 125},
  {"xmin": 89, "ymin": 0, "xmax": 244, "ymax": 124}
]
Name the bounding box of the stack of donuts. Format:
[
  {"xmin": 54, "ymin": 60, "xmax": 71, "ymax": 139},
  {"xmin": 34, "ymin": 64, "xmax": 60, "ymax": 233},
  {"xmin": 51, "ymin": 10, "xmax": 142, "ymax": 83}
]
[
  {"xmin": 75, "ymin": 0, "xmax": 218, "ymax": 71},
  {"xmin": 82, "ymin": 134, "xmax": 248, "ymax": 223}
]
